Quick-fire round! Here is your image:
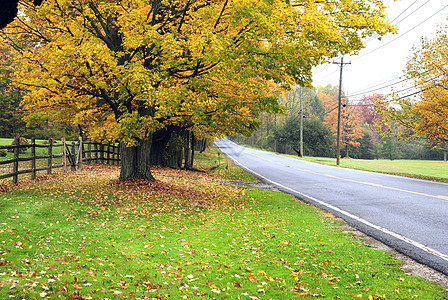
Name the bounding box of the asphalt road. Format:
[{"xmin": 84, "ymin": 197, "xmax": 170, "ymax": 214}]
[{"xmin": 215, "ymin": 138, "xmax": 448, "ymax": 275}]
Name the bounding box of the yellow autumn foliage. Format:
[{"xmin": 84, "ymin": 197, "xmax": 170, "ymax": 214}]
[
  {"xmin": 405, "ymin": 26, "xmax": 448, "ymax": 146},
  {"xmin": 0, "ymin": 0, "xmax": 394, "ymax": 145}
]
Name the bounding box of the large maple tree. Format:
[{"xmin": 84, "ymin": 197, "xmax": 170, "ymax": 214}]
[{"xmin": 1, "ymin": 0, "xmax": 394, "ymax": 180}]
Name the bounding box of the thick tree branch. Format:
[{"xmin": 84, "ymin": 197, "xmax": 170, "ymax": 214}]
[
  {"xmin": 177, "ymin": 0, "xmax": 192, "ymax": 33},
  {"xmin": 214, "ymin": 0, "xmax": 229, "ymax": 30}
]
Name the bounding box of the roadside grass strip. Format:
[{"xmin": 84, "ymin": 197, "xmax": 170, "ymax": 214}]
[
  {"xmin": 194, "ymin": 147, "xmax": 259, "ymax": 183},
  {"xmin": 0, "ymin": 163, "xmax": 446, "ymax": 299}
]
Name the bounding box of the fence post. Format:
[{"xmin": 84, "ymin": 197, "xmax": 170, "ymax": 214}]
[
  {"xmin": 47, "ymin": 138, "xmax": 53, "ymax": 174},
  {"xmin": 87, "ymin": 139, "xmax": 91, "ymax": 164},
  {"xmin": 100, "ymin": 144, "xmax": 104, "ymax": 164},
  {"xmin": 62, "ymin": 138, "xmax": 67, "ymax": 172},
  {"xmin": 31, "ymin": 138, "xmax": 36, "ymax": 180},
  {"xmin": 117, "ymin": 144, "xmax": 120, "ymax": 165},
  {"xmin": 107, "ymin": 145, "xmax": 110, "ymax": 165},
  {"xmin": 12, "ymin": 137, "xmax": 19, "ymax": 184},
  {"xmin": 71, "ymin": 142, "xmax": 76, "ymax": 171},
  {"xmin": 77, "ymin": 136, "xmax": 83, "ymax": 170},
  {"xmin": 94, "ymin": 143, "xmax": 98, "ymax": 164}
]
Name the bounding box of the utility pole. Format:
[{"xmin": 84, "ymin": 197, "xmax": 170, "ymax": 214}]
[
  {"xmin": 299, "ymin": 86, "xmax": 303, "ymax": 157},
  {"xmin": 332, "ymin": 57, "xmax": 351, "ymax": 166},
  {"xmin": 274, "ymin": 113, "xmax": 277, "ymax": 152},
  {"xmin": 260, "ymin": 112, "xmax": 263, "ymax": 149}
]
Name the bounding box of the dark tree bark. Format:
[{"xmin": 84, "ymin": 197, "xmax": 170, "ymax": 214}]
[
  {"xmin": 191, "ymin": 135, "xmax": 195, "ymax": 166},
  {"xmin": 150, "ymin": 129, "xmax": 198, "ymax": 170},
  {"xmin": 119, "ymin": 137, "xmax": 155, "ymax": 181},
  {"xmin": 163, "ymin": 132, "xmax": 184, "ymax": 169},
  {"xmin": 183, "ymin": 131, "xmax": 194, "ymax": 170},
  {"xmin": 150, "ymin": 126, "xmax": 174, "ymax": 166},
  {"xmin": 165, "ymin": 146, "xmax": 183, "ymax": 169},
  {"xmin": 197, "ymin": 139, "xmax": 207, "ymax": 153},
  {"xmin": 150, "ymin": 126, "xmax": 184, "ymax": 168}
]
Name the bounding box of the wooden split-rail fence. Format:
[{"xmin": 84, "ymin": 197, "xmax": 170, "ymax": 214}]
[{"xmin": 0, "ymin": 137, "xmax": 120, "ymax": 184}]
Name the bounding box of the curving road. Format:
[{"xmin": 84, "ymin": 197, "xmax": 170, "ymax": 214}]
[{"xmin": 215, "ymin": 138, "xmax": 448, "ymax": 275}]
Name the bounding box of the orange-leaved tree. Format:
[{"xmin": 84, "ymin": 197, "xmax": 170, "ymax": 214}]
[
  {"xmin": 1, "ymin": 0, "xmax": 394, "ymax": 180},
  {"xmin": 320, "ymin": 88, "xmax": 364, "ymax": 157}
]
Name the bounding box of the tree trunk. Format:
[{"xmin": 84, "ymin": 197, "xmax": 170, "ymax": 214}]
[
  {"xmin": 150, "ymin": 127, "xmax": 174, "ymax": 166},
  {"xmin": 163, "ymin": 133, "xmax": 183, "ymax": 169},
  {"xmin": 191, "ymin": 133, "xmax": 195, "ymax": 167},
  {"xmin": 198, "ymin": 139, "xmax": 207, "ymax": 153},
  {"xmin": 184, "ymin": 131, "xmax": 193, "ymax": 169},
  {"xmin": 119, "ymin": 136, "xmax": 155, "ymax": 181},
  {"xmin": 150, "ymin": 126, "xmax": 187, "ymax": 168}
]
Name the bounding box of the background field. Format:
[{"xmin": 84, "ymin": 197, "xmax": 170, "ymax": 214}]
[{"xmin": 295, "ymin": 155, "xmax": 448, "ymax": 182}]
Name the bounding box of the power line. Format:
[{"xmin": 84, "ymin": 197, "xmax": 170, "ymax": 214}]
[
  {"xmin": 313, "ymin": 2, "xmax": 448, "ymax": 97},
  {"xmin": 349, "ymin": 88, "xmax": 419, "ymax": 104},
  {"xmin": 346, "ymin": 70, "xmax": 432, "ymax": 97},
  {"xmin": 346, "ymin": 72, "xmax": 404, "ymax": 94},
  {"xmin": 392, "ymin": 0, "xmax": 431, "ymax": 25},
  {"xmin": 352, "ymin": 4, "xmax": 448, "ymax": 61},
  {"xmin": 390, "ymin": 0, "xmax": 420, "ymax": 23},
  {"xmin": 315, "ymin": 0, "xmax": 424, "ymax": 73},
  {"xmin": 360, "ymin": 0, "xmax": 425, "ymax": 46},
  {"xmin": 323, "ymin": 104, "xmax": 339, "ymax": 115},
  {"xmin": 348, "ymin": 88, "xmax": 426, "ymax": 107},
  {"xmin": 314, "ymin": 0, "xmax": 433, "ymax": 85},
  {"xmin": 395, "ymin": 88, "xmax": 426, "ymax": 100},
  {"xmin": 347, "ymin": 77, "xmax": 408, "ymax": 97},
  {"xmin": 312, "ymin": 67, "xmax": 339, "ymax": 82},
  {"xmin": 348, "ymin": 75, "xmax": 445, "ymax": 104},
  {"xmin": 349, "ymin": 73, "xmax": 442, "ymax": 102},
  {"xmin": 312, "ymin": 63, "xmax": 332, "ymax": 76}
]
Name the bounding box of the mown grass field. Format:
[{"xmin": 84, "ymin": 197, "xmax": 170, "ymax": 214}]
[
  {"xmin": 0, "ymin": 138, "xmax": 61, "ymax": 152},
  {"xmin": 0, "ymin": 147, "xmax": 446, "ymax": 299},
  {"xmin": 294, "ymin": 156, "xmax": 448, "ymax": 182},
  {"xmin": 0, "ymin": 138, "xmax": 65, "ymax": 170}
]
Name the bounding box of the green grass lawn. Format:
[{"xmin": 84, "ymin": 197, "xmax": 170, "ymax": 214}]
[
  {"xmin": 193, "ymin": 147, "xmax": 259, "ymax": 183},
  {"xmin": 0, "ymin": 149, "xmax": 446, "ymax": 299},
  {"xmin": 0, "ymin": 138, "xmax": 65, "ymax": 161},
  {"xmin": 293, "ymin": 156, "xmax": 448, "ymax": 182},
  {"xmin": 0, "ymin": 138, "xmax": 16, "ymax": 146},
  {"xmin": 0, "ymin": 138, "xmax": 59, "ymax": 147},
  {"xmin": 0, "ymin": 138, "xmax": 66, "ymax": 184}
]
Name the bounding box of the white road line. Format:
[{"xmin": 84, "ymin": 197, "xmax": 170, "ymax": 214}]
[{"xmin": 224, "ymin": 151, "xmax": 448, "ymax": 262}]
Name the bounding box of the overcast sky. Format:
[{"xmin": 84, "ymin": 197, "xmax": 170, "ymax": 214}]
[{"xmin": 311, "ymin": 0, "xmax": 448, "ymax": 101}]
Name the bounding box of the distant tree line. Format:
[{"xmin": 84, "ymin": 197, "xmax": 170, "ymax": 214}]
[{"xmin": 234, "ymin": 85, "xmax": 445, "ymax": 161}]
